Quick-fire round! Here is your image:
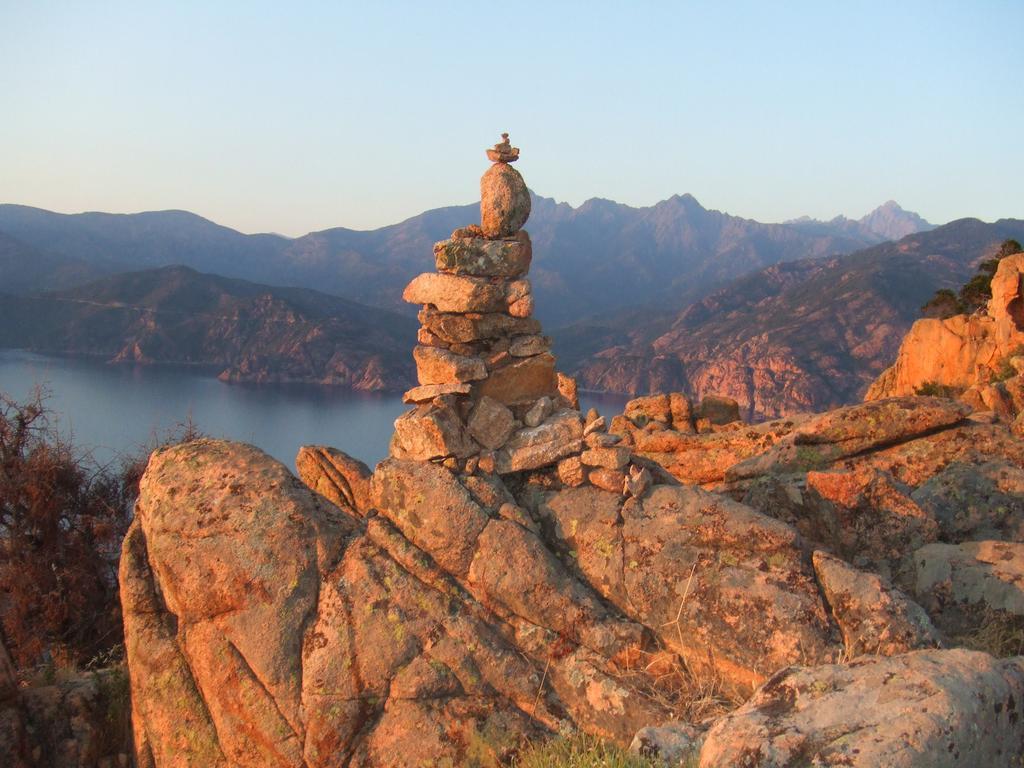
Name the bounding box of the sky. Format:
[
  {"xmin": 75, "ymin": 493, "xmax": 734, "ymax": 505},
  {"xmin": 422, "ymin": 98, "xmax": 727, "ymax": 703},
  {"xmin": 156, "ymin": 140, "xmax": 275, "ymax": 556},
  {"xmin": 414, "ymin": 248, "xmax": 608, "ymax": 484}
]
[{"xmin": 1, "ymin": 1, "xmax": 1022, "ymax": 236}]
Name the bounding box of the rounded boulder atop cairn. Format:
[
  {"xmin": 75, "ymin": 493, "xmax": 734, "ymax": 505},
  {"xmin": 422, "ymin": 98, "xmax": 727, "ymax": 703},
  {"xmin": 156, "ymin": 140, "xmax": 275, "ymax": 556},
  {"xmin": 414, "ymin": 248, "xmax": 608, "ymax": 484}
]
[{"xmin": 481, "ymin": 133, "xmax": 531, "ymax": 238}]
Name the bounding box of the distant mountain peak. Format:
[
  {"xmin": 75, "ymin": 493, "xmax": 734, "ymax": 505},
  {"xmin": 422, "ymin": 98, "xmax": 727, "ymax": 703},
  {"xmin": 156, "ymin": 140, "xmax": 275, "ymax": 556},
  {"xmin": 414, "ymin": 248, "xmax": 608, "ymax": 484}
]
[
  {"xmin": 655, "ymin": 192, "xmax": 704, "ymax": 210},
  {"xmin": 784, "ymin": 201, "xmax": 933, "ymax": 244},
  {"xmin": 858, "ymin": 201, "xmax": 933, "ymax": 241}
]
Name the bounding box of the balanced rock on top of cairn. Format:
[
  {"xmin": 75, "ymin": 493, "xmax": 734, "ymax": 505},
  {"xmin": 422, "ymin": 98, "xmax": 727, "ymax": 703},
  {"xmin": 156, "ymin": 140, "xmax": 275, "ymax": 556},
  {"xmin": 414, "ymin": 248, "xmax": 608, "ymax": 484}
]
[
  {"xmin": 392, "ymin": 134, "xmax": 651, "ymax": 491},
  {"xmin": 480, "ymin": 133, "xmax": 531, "ymax": 237}
]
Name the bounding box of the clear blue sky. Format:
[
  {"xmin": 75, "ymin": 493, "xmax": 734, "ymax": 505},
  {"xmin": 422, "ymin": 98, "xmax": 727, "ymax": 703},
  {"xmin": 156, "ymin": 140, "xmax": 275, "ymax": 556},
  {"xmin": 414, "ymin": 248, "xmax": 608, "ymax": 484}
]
[{"xmin": 1, "ymin": 0, "xmax": 1021, "ymax": 235}]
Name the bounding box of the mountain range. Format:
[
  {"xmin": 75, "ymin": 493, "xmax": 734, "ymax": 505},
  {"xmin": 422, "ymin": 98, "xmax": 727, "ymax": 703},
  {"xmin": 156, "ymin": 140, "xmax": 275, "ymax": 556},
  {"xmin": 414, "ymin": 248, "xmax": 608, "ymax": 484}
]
[
  {"xmin": 557, "ymin": 217, "xmax": 1024, "ymax": 418},
  {"xmin": 0, "ymin": 196, "xmax": 931, "ymax": 327},
  {"xmin": 3, "ymin": 194, "xmax": 1004, "ymax": 414}
]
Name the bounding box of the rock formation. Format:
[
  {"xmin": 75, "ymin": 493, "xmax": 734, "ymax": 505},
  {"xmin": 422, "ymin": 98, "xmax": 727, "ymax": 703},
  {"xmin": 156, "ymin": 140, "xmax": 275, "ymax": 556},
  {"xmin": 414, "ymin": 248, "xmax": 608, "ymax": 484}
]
[
  {"xmin": 393, "ymin": 135, "xmax": 650, "ymax": 494},
  {"xmin": 699, "ymin": 649, "xmax": 1024, "ymax": 767},
  {"xmin": 868, "ymin": 249, "xmax": 1024, "ymax": 404},
  {"xmin": 114, "ymin": 140, "xmax": 1024, "ymax": 767},
  {"xmin": 295, "ymin": 445, "xmax": 373, "ymax": 515}
]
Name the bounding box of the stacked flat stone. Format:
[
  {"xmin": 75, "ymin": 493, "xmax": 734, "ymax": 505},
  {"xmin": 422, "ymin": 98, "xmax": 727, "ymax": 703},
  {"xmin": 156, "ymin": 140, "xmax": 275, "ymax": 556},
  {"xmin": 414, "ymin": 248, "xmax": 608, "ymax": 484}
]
[{"xmin": 390, "ymin": 135, "xmax": 656, "ymax": 494}]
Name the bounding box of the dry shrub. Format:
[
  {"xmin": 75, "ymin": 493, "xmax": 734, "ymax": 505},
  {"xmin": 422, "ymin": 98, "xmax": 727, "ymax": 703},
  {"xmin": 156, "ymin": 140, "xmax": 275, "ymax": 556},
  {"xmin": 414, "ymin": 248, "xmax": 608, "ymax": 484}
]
[
  {"xmin": 613, "ymin": 645, "xmax": 745, "ymax": 725},
  {"xmin": 611, "ymin": 562, "xmax": 745, "ymax": 724},
  {"xmin": 0, "ymin": 389, "xmax": 130, "ymax": 669},
  {"xmin": 0, "ymin": 388, "xmax": 199, "ymax": 671}
]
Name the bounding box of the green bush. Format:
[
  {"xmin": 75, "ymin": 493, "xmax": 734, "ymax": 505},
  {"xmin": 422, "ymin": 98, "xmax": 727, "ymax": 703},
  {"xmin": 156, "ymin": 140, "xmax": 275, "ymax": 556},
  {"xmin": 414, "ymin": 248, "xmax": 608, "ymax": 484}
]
[
  {"xmin": 920, "ymin": 288, "xmax": 962, "ymax": 319},
  {"xmin": 959, "ymin": 264, "xmax": 999, "ymax": 314},
  {"xmin": 996, "ymin": 239, "xmax": 1023, "ymax": 259},
  {"xmin": 990, "ymin": 346, "xmax": 1024, "ymax": 383},
  {"xmin": 994, "ymin": 359, "xmax": 1017, "ymax": 383},
  {"xmin": 921, "ymin": 239, "xmax": 1024, "ymax": 318},
  {"xmin": 914, "ymin": 381, "xmax": 962, "ymax": 398}
]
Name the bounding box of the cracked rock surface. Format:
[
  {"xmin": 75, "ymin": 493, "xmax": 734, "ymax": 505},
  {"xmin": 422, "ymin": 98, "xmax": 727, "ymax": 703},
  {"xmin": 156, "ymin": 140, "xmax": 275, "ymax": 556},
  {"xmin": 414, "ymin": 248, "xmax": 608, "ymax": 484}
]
[{"xmin": 114, "ymin": 432, "xmax": 868, "ymax": 766}]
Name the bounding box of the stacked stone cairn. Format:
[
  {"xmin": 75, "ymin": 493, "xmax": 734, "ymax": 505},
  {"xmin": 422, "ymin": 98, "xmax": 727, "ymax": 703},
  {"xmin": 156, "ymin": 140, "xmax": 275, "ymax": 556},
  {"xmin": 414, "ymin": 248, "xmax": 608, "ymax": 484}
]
[{"xmin": 392, "ymin": 134, "xmax": 656, "ymax": 495}]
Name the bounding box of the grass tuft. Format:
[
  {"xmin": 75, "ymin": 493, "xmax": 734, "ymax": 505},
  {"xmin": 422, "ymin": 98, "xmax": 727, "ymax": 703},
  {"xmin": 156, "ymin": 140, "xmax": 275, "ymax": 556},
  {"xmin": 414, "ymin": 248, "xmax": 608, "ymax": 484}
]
[
  {"xmin": 510, "ymin": 732, "xmax": 665, "ymax": 768},
  {"xmin": 951, "ymin": 609, "xmax": 1024, "ymax": 658}
]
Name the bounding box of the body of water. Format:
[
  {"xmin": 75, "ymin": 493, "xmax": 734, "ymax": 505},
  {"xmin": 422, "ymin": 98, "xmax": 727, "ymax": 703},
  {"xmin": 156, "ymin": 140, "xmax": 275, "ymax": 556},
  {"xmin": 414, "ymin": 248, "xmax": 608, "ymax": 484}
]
[{"xmin": 0, "ymin": 350, "xmax": 629, "ymax": 471}]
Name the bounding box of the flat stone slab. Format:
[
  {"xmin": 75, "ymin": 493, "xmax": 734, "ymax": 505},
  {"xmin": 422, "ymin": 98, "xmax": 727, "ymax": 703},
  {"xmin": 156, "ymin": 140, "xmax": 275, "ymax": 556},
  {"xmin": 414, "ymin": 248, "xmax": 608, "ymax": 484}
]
[
  {"xmin": 402, "ymin": 383, "xmax": 472, "ymax": 404},
  {"xmin": 726, "ymin": 397, "xmax": 971, "ymax": 481},
  {"xmin": 495, "ymin": 409, "xmax": 583, "ymax": 473},
  {"xmin": 475, "ymin": 352, "xmax": 557, "ymax": 406},
  {"xmin": 419, "ymin": 307, "xmax": 541, "ymax": 344},
  {"xmin": 413, "ymin": 345, "xmax": 487, "ymax": 386},
  {"xmin": 434, "ymin": 231, "xmax": 532, "ymax": 278},
  {"xmin": 403, "ymin": 273, "xmax": 508, "ymax": 314}
]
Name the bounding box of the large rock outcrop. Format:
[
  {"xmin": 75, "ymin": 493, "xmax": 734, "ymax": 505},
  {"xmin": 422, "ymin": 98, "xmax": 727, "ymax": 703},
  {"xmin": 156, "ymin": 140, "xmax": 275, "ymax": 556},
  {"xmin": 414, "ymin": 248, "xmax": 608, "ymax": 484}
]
[
  {"xmin": 532, "ymin": 484, "xmax": 841, "ymax": 688},
  {"xmin": 122, "ymin": 439, "xmax": 352, "ymax": 766},
  {"xmin": 612, "ymin": 387, "xmax": 1024, "ymax": 639},
  {"xmin": 867, "ymin": 250, "xmax": 1024, "ymax": 400},
  {"xmin": 613, "ymin": 394, "xmax": 972, "ymax": 489},
  {"xmin": 119, "ymin": 439, "xmax": 662, "ymax": 765},
  {"xmin": 122, "ymin": 424, "xmax": 987, "ymax": 766},
  {"xmin": 123, "ymin": 426, "xmax": 902, "ymax": 761}
]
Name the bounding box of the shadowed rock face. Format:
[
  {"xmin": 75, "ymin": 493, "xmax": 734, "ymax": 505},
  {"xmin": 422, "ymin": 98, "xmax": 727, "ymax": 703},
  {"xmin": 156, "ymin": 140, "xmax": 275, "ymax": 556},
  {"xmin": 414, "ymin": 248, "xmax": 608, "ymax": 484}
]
[
  {"xmin": 0, "ymin": 653, "xmax": 134, "ymax": 768},
  {"xmin": 912, "ymin": 540, "xmax": 1024, "ymax": 636},
  {"xmin": 0, "ymin": 637, "xmax": 25, "ymax": 767},
  {"xmin": 295, "ymin": 445, "xmax": 372, "ymax": 515},
  {"xmin": 811, "ymin": 551, "xmax": 941, "ymax": 657}
]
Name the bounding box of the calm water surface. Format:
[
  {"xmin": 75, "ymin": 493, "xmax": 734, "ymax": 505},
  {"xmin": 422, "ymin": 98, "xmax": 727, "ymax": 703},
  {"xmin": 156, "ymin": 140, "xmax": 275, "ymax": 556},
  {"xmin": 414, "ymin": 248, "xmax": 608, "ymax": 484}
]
[{"xmin": 0, "ymin": 350, "xmax": 628, "ymax": 471}]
